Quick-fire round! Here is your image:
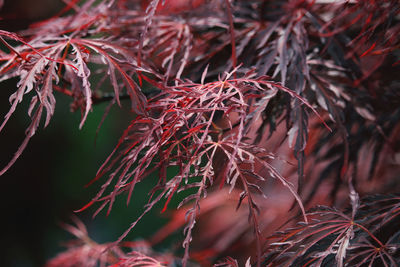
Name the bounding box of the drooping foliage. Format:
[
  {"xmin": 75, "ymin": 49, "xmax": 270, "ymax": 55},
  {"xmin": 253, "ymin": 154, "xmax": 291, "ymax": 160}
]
[
  {"xmin": 264, "ymin": 192, "xmax": 400, "ymax": 267},
  {"xmin": 0, "ymin": 0, "xmax": 399, "ymax": 266}
]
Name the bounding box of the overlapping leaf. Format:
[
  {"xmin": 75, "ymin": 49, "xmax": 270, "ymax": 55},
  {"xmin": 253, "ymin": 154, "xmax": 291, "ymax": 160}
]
[{"xmin": 263, "ymin": 194, "xmax": 400, "ymax": 266}]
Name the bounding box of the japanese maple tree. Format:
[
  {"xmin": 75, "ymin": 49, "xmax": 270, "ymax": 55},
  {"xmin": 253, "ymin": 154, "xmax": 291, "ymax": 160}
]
[{"xmin": 0, "ymin": 0, "xmax": 399, "ymax": 266}]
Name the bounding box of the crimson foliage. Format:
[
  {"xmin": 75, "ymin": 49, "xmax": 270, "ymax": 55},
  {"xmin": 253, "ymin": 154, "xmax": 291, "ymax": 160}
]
[{"xmin": 0, "ymin": 0, "xmax": 399, "ymax": 266}]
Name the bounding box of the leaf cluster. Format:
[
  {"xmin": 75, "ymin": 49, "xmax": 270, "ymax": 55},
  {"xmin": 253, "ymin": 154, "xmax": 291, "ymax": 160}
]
[
  {"xmin": 0, "ymin": 0, "xmax": 399, "ymax": 266},
  {"xmin": 264, "ymin": 193, "xmax": 400, "ymax": 267}
]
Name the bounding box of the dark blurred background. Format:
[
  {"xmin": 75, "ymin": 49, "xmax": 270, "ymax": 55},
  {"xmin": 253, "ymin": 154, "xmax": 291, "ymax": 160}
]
[{"xmin": 0, "ymin": 1, "xmax": 168, "ymax": 266}]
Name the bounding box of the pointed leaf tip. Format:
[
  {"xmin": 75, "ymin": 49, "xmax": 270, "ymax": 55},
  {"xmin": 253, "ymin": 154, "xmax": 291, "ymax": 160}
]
[{"xmin": 74, "ymin": 200, "xmax": 96, "ymax": 213}]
